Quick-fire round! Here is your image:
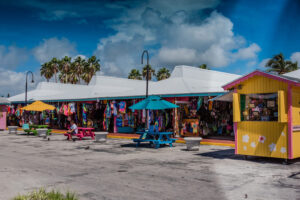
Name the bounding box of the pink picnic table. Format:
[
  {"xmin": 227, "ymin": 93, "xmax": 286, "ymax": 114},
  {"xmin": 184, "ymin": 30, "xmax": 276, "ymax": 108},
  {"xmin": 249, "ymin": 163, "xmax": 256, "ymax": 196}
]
[{"xmin": 64, "ymin": 127, "xmax": 95, "ymax": 140}]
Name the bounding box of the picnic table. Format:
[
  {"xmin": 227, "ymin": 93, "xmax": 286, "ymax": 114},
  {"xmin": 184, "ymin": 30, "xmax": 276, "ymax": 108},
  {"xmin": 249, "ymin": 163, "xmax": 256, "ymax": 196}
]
[
  {"xmin": 23, "ymin": 124, "xmax": 52, "ymax": 136},
  {"xmin": 30, "ymin": 125, "xmax": 48, "ymax": 129},
  {"xmin": 133, "ymin": 131, "xmax": 177, "ymax": 149},
  {"xmin": 64, "ymin": 127, "xmax": 95, "ymax": 140}
]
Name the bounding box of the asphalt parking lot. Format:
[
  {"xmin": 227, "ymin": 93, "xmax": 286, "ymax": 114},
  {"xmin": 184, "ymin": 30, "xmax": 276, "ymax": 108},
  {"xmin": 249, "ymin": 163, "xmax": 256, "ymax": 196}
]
[{"xmin": 0, "ymin": 131, "xmax": 299, "ymax": 200}]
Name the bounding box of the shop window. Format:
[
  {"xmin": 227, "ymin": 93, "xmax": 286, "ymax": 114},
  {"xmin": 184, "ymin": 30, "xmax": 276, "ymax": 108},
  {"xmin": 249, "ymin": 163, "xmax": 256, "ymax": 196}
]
[{"xmin": 241, "ymin": 93, "xmax": 278, "ymax": 121}]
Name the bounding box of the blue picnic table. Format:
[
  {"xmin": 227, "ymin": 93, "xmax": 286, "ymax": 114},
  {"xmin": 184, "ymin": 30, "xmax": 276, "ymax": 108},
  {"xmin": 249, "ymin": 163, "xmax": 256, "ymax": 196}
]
[{"xmin": 133, "ymin": 131, "xmax": 177, "ymax": 148}]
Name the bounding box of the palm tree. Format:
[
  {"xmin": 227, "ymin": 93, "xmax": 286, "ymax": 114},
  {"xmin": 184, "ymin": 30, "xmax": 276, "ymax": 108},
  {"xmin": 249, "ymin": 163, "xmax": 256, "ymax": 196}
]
[
  {"xmin": 128, "ymin": 69, "xmax": 142, "ymax": 80},
  {"xmin": 73, "ymin": 56, "xmax": 86, "ymax": 84},
  {"xmin": 49, "ymin": 57, "xmax": 59, "ymax": 83},
  {"xmin": 142, "ymin": 65, "xmax": 155, "ymax": 81},
  {"xmin": 69, "ymin": 63, "xmax": 79, "ymax": 84},
  {"xmin": 265, "ymin": 53, "xmax": 298, "ymax": 74},
  {"xmin": 58, "ymin": 56, "xmax": 72, "ymax": 83},
  {"xmin": 156, "ymin": 67, "xmax": 170, "ymax": 81},
  {"xmin": 199, "ymin": 64, "xmax": 209, "ymax": 70},
  {"xmin": 40, "ymin": 62, "xmax": 53, "ymax": 82},
  {"xmin": 82, "ymin": 56, "xmax": 100, "ymax": 84}
]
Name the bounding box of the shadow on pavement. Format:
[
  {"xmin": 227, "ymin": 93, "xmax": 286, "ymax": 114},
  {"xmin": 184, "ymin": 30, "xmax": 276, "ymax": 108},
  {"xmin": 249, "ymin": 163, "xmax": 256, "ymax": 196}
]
[{"xmin": 197, "ymin": 149, "xmax": 300, "ymax": 165}]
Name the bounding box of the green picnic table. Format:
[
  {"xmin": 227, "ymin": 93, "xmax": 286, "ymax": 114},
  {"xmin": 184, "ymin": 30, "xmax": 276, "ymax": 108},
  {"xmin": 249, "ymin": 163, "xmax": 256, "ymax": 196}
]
[{"xmin": 23, "ymin": 124, "xmax": 52, "ymax": 136}]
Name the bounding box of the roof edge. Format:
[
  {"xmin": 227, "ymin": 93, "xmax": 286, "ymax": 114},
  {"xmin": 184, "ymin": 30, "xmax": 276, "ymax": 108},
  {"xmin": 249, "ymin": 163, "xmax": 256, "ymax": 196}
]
[{"xmin": 222, "ymin": 70, "xmax": 300, "ymax": 90}]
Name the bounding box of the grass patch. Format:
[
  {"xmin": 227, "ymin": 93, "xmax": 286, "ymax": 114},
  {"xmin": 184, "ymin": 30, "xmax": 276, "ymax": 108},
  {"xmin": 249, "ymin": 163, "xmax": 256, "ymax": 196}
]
[{"xmin": 13, "ymin": 188, "xmax": 78, "ymax": 200}]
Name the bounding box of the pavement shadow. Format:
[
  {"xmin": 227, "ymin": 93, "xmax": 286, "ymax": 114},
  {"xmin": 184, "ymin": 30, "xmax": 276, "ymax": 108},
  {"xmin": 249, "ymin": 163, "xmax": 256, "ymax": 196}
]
[
  {"xmin": 120, "ymin": 143, "xmax": 172, "ymax": 149},
  {"xmin": 197, "ymin": 149, "xmax": 300, "ymax": 165}
]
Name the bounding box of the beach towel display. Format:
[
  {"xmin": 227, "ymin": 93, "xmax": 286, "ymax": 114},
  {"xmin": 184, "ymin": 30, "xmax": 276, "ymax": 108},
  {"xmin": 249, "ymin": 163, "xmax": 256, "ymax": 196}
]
[
  {"xmin": 63, "ymin": 104, "xmax": 68, "ymax": 116},
  {"xmin": 197, "ymin": 97, "xmax": 203, "ymax": 111},
  {"xmin": 177, "ymin": 96, "xmax": 233, "ymax": 138},
  {"xmin": 82, "ymin": 104, "xmax": 87, "ymax": 125},
  {"xmin": 119, "ymin": 101, "xmax": 126, "ymax": 114},
  {"xmin": 69, "ymin": 103, "xmax": 75, "ymax": 114}
]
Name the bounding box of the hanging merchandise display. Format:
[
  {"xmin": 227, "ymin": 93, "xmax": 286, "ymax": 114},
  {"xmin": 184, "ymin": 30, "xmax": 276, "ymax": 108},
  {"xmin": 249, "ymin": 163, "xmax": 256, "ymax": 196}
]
[
  {"xmin": 119, "ymin": 101, "xmax": 126, "ymax": 114},
  {"xmin": 82, "ymin": 104, "xmax": 87, "ymax": 125},
  {"xmin": 177, "ymin": 96, "xmax": 233, "ymax": 138}
]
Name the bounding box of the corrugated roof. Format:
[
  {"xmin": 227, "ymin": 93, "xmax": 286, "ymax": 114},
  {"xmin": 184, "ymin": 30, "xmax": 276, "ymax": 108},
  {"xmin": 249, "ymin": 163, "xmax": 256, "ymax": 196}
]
[
  {"xmin": 9, "ymin": 65, "xmax": 241, "ymax": 103},
  {"xmin": 0, "ymin": 97, "xmax": 10, "ymax": 104}
]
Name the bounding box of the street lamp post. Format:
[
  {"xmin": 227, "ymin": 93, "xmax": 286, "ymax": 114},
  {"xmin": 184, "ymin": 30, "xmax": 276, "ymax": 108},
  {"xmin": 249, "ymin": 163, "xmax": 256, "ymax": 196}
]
[
  {"xmin": 25, "ymin": 71, "xmax": 34, "ymax": 105},
  {"xmin": 141, "ymin": 50, "xmax": 149, "ymax": 129}
]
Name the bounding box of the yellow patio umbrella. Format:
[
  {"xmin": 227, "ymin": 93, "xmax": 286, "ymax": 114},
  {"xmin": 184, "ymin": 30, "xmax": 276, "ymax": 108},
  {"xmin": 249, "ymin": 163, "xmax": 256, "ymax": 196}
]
[{"xmin": 22, "ymin": 101, "xmax": 55, "ymax": 112}]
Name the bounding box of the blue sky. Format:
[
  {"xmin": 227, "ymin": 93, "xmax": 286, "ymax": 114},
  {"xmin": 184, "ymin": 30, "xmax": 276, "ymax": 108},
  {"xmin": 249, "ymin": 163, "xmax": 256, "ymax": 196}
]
[{"xmin": 0, "ymin": 0, "xmax": 300, "ymax": 95}]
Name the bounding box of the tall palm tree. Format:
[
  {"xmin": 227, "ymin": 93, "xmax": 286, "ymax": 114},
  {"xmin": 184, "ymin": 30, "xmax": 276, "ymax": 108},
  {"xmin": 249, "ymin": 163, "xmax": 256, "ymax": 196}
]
[
  {"xmin": 68, "ymin": 63, "xmax": 79, "ymax": 84},
  {"xmin": 73, "ymin": 56, "xmax": 86, "ymax": 84},
  {"xmin": 156, "ymin": 67, "xmax": 170, "ymax": 81},
  {"xmin": 199, "ymin": 64, "xmax": 209, "ymax": 70},
  {"xmin": 59, "ymin": 56, "xmax": 72, "ymax": 83},
  {"xmin": 265, "ymin": 53, "xmax": 298, "ymax": 74},
  {"xmin": 40, "ymin": 62, "xmax": 53, "ymax": 82},
  {"xmin": 49, "ymin": 57, "xmax": 59, "ymax": 83},
  {"xmin": 128, "ymin": 69, "xmax": 142, "ymax": 80},
  {"xmin": 142, "ymin": 65, "xmax": 155, "ymax": 81},
  {"xmin": 82, "ymin": 56, "xmax": 100, "ymax": 84}
]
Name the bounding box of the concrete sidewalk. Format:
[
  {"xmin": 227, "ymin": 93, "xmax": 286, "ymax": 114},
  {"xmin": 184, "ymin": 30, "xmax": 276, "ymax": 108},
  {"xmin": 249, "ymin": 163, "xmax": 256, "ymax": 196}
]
[{"xmin": 0, "ymin": 131, "xmax": 299, "ymax": 200}]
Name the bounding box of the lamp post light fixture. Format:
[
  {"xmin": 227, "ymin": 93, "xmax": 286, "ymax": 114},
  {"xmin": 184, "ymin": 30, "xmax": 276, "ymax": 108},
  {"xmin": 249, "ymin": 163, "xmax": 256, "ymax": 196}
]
[
  {"xmin": 141, "ymin": 50, "xmax": 150, "ymax": 129},
  {"xmin": 25, "ymin": 71, "xmax": 34, "ymax": 105}
]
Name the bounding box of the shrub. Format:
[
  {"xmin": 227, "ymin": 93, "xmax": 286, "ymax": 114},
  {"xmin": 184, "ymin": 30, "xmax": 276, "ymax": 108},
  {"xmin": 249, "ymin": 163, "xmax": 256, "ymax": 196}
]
[{"xmin": 13, "ymin": 188, "xmax": 78, "ymax": 200}]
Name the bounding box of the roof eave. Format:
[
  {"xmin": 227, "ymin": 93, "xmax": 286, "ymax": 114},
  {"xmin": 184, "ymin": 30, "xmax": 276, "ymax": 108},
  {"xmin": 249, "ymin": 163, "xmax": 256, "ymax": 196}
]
[{"xmin": 222, "ymin": 70, "xmax": 300, "ymax": 90}]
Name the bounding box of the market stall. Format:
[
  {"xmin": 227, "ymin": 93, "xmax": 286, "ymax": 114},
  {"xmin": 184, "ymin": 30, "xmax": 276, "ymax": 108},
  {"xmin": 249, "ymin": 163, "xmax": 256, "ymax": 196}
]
[
  {"xmin": 175, "ymin": 96, "xmax": 233, "ymax": 138},
  {"xmin": 223, "ymin": 70, "xmax": 300, "ymax": 160}
]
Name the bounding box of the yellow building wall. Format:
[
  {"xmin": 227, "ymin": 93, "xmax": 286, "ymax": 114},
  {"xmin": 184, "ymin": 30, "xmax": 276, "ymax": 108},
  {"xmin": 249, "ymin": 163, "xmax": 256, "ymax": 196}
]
[
  {"xmin": 237, "ymin": 75, "xmax": 288, "ymax": 94},
  {"xmin": 237, "ymin": 122, "xmax": 288, "ymax": 158},
  {"xmin": 235, "ymin": 75, "xmax": 289, "ymax": 158},
  {"xmin": 293, "ymin": 131, "xmax": 300, "ymax": 158},
  {"xmin": 292, "ymin": 88, "xmax": 300, "ymax": 158},
  {"xmin": 292, "ymin": 89, "xmax": 300, "ymax": 125}
]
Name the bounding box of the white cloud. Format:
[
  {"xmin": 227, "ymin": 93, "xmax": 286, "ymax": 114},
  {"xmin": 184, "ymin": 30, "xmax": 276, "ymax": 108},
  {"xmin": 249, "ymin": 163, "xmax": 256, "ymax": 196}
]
[
  {"xmin": 72, "ymin": 54, "xmax": 87, "ymax": 62},
  {"xmin": 290, "ymin": 52, "xmax": 300, "ymax": 63},
  {"xmin": 233, "ymin": 43, "xmax": 261, "ymax": 60},
  {"xmin": 259, "ymin": 58, "xmax": 270, "ymax": 69},
  {"xmin": 33, "ymin": 37, "xmax": 77, "ymax": 64},
  {"xmin": 95, "ymin": 6, "xmax": 261, "ymax": 76},
  {"xmin": 0, "ymin": 69, "xmax": 42, "ymax": 96},
  {"xmin": 158, "ymin": 48, "xmax": 197, "ymax": 65},
  {"xmin": 40, "ymin": 10, "xmax": 79, "ymax": 21},
  {"xmin": 0, "ymin": 45, "xmax": 29, "ymax": 70}
]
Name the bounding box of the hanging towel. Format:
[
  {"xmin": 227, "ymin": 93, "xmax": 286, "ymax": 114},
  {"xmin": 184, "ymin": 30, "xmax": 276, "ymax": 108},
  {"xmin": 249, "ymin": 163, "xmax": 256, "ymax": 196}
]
[{"xmin": 197, "ymin": 97, "xmax": 203, "ymax": 111}]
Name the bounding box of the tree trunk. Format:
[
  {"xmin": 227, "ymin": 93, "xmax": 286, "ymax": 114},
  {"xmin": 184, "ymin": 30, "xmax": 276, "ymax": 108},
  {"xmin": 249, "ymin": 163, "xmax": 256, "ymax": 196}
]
[{"xmin": 54, "ymin": 72, "xmax": 57, "ymax": 83}]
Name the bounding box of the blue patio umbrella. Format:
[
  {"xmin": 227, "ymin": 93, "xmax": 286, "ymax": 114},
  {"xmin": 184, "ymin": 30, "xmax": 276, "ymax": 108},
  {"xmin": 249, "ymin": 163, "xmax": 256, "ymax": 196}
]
[{"xmin": 129, "ymin": 96, "xmax": 178, "ymax": 110}]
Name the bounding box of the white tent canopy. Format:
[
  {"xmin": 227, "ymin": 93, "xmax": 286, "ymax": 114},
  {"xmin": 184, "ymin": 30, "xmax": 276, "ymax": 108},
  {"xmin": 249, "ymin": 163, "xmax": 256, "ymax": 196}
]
[{"xmin": 9, "ymin": 65, "xmax": 241, "ymax": 103}]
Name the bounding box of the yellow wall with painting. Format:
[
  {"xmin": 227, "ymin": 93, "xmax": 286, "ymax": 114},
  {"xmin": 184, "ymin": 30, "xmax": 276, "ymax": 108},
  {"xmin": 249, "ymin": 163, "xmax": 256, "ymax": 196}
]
[
  {"xmin": 234, "ymin": 75, "xmax": 289, "ymax": 159},
  {"xmin": 292, "ymin": 88, "xmax": 300, "ymax": 158},
  {"xmin": 237, "ymin": 122, "xmax": 288, "ymax": 159}
]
